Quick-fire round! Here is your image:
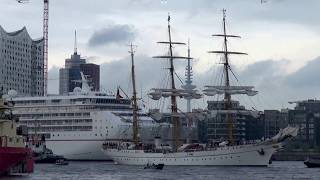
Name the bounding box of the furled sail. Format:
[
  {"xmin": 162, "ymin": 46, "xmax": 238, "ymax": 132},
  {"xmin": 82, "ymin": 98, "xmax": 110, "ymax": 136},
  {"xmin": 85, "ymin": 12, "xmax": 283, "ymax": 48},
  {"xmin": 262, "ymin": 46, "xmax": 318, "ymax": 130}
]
[
  {"xmin": 148, "ymin": 88, "xmax": 202, "ymax": 100},
  {"xmin": 203, "ymin": 86, "xmax": 258, "ymax": 96}
]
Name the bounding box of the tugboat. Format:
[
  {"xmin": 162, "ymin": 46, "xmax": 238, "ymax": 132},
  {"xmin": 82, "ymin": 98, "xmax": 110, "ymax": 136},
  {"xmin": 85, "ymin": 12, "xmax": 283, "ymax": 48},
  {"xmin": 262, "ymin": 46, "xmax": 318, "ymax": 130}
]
[
  {"xmin": 144, "ymin": 163, "xmax": 164, "ymax": 170},
  {"xmin": 0, "ymin": 97, "xmax": 33, "ymax": 176},
  {"xmin": 304, "ymin": 157, "xmax": 320, "ymax": 168},
  {"xmin": 27, "ymin": 133, "xmax": 65, "ymax": 163}
]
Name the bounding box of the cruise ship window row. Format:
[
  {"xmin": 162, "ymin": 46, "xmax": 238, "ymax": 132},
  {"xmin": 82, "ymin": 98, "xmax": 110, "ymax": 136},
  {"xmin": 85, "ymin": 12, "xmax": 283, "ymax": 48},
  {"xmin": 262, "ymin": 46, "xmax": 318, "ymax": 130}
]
[
  {"xmin": 114, "ymin": 113, "xmax": 149, "ymax": 117},
  {"xmin": 15, "ymin": 98, "xmax": 130, "ymax": 106},
  {"xmin": 95, "ymin": 98, "xmax": 130, "ymax": 105},
  {"xmin": 19, "ymin": 119, "xmax": 92, "ymax": 126},
  {"xmin": 17, "ymin": 112, "xmax": 91, "ymax": 118},
  {"xmin": 15, "ymin": 104, "xmax": 131, "ymax": 111},
  {"xmin": 28, "ymin": 125, "xmax": 92, "ymax": 132},
  {"xmin": 27, "ymin": 133, "xmax": 106, "ymax": 139},
  {"xmin": 27, "ymin": 133, "xmax": 51, "ymax": 139},
  {"xmin": 80, "ymin": 106, "xmax": 131, "ymax": 110}
]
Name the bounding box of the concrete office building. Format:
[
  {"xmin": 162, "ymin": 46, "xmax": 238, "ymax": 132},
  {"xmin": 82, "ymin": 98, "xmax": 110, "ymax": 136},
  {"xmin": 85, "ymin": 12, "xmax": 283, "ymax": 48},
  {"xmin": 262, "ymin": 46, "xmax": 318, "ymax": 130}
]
[
  {"xmin": 289, "ymin": 99, "xmax": 320, "ymax": 147},
  {"xmin": 59, "ymin": 52, "xmax": 85, "ymax": 94},
  {"xmin": 206, "ymin": 100, "xmax": 262, "ymax": 142},
  {"xmin": 0, "ymin": 26, "xmax": 44, "ymax": 96},
  {"xmin": 263, "ymin": 109, "xmax": 289, "ymax": 138}
]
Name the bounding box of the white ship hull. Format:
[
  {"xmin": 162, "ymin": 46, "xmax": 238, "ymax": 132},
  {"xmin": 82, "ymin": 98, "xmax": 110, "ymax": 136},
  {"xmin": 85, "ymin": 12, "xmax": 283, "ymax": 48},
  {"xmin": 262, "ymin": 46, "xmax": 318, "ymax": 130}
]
[
  {"xmin": 18, "ymin": 108, "xmax": 185, "ymax": 161},
  {"xmin": 46, "ymin": 139, "xmax": 107, "ymax": 160},
  {"xmin": 43, "ymin": 123, "xmax": 169, "ymax": 161},
  {"xmin": 102, "ymin": 143, "xmax": 281, "ymax": 166},
  {"xmin": 41, "ymin": 120, "xmax": 171, "ymax": 161}
]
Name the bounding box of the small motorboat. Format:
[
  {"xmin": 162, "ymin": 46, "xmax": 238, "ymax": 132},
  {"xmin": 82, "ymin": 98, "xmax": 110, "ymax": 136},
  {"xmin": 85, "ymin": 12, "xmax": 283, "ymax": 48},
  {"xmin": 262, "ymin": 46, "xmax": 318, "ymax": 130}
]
[
  {"xmin": 144, "ymin": 163, "xmax": 164, "ymax": 170},
  {"xmin": 304, "ymin": 157, "xmax": 320, "ymax": 168},
  {"xmin": 55, "ymin": 159, "xmax": 69, "ymax": 166}
]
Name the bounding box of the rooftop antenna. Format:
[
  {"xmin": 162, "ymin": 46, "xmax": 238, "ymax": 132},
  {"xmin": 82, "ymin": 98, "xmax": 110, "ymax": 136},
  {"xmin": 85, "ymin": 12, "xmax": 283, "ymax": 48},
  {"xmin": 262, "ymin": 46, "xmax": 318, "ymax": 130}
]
[{"xmin": 74, "ymin": 30, "xmax": 78, "ymax": 54}]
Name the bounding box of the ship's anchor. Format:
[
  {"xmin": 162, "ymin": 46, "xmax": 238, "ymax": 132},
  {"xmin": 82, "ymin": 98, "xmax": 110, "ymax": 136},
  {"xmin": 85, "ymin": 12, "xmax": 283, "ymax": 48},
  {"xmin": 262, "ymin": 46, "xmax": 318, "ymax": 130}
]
[{"xmin": 257, "ymin": 148, "xmax": 265, "ymax": 155}]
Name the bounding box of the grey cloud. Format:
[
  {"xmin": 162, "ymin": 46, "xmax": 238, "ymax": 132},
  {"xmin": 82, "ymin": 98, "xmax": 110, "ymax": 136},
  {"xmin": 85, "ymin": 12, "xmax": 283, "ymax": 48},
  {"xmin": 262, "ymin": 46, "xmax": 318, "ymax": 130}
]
[
  {"xmin": 195, "ymin": 59, "xmax": 287, "ymax": 88},
  {"xmin": 99, "ymin": 54, "xmax": 186, "ymax": 94},
  {"xmin": 237, "ymin": 60, "xmax": 288, "ymax": 86},
  {"xmin": 88, "ymin": 24, "xmax": 136, "ymax": 47},
  {"xmin": 84, "ymin": 56, "xmax": 100, "ymax": 64},
  {"xmin": 236, "ymin": 57, "xmax": 320, "ymax": 109},
  {"xmin": 122, "ymin": 0, "xmax": 320, "ymax": 30},
  {"xmin": 285, "ymin": 57, "xmax": 320, "ymax": 88},
  {"xmin": 221, "ymin": 0, "xmax": 320, "ymax": 31}
]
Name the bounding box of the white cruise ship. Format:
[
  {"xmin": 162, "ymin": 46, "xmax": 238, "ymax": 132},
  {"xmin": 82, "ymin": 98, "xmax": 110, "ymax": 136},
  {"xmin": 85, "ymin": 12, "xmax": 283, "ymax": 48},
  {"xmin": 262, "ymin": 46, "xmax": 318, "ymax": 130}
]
[{"xmin": 6, "ymin": 73, "xmax": 170, "ymax": 160}]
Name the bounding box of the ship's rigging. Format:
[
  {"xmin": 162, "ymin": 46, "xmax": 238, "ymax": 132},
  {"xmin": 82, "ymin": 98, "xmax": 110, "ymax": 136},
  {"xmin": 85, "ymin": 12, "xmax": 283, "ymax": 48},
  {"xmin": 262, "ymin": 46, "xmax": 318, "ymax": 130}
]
[
  {"xmin": 149, "ymin": 15, "xmax": 201, "ymax": 151},
  {"xmin": 204, "ymin": 9, "xmax": 257, "ymax": 144}
]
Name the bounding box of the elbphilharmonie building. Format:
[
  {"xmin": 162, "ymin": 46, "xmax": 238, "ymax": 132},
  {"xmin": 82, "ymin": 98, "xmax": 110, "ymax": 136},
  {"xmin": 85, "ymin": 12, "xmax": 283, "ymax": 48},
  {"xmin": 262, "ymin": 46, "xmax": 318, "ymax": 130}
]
[{"xmin": 0, "ymin": 26, "xmax": 44, "ymax": 96}]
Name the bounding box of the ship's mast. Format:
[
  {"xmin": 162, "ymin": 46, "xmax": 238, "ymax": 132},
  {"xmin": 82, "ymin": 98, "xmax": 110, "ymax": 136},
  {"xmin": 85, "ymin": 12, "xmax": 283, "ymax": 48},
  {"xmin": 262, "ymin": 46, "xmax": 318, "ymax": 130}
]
[
  {"xmin": 167, "ymin": 16, "xmax": 180, "ymax": 151},
  {"xmin": 74, "ymin": 30, "xmax": 78, "ymax": 54},
  {"xmin": 222, "ymin": 10, "xmax": 233, "ymax": 144},
  {"xmin": 153, "ymin": 15, "xmax": 187, "ymax": 151},
  {"xmin": 129, "ymin": 43, "xmax": 139, "ymax": 146},
  {"xmin": 208, "ymin": 9, "xmax": 247, "ymax": 144}
]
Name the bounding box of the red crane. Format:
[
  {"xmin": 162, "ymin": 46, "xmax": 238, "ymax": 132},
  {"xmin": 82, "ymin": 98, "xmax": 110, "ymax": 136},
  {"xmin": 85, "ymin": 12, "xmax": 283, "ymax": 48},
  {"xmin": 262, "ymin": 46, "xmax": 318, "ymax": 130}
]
[{"xmin": 17, "ymin": 0, "xmax": 49, "ymax": 96}]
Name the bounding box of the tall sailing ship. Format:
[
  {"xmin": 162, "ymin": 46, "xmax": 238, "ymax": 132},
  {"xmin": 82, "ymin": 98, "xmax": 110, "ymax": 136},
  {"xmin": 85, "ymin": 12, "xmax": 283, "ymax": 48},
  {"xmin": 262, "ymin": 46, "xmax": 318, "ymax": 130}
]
[{"xmin": 102, "ymin": 11, "xmax": 299, "ymax": 166}]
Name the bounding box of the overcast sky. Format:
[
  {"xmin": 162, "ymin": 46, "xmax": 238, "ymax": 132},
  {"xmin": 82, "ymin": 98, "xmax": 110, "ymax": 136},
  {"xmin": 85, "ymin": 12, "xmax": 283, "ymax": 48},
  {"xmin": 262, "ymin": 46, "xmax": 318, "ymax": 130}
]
[{"xmin": 1, "ymin": 0, "xmax": 320, "ymax": 111}]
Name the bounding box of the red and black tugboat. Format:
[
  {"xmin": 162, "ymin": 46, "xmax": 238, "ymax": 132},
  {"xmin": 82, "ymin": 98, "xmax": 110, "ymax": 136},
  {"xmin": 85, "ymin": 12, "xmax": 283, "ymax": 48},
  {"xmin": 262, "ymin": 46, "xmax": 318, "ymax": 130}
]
[{"xmin": 0, "ymin": 97, "xmax": 34, "ymax": 176}]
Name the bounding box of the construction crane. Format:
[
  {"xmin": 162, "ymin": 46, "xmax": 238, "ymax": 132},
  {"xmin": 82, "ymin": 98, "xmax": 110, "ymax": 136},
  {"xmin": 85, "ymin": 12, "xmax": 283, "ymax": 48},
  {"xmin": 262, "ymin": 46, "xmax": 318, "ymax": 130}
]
[{"xmin": 16, "ymin": 0, "xmax": 49, "ymax": 96}]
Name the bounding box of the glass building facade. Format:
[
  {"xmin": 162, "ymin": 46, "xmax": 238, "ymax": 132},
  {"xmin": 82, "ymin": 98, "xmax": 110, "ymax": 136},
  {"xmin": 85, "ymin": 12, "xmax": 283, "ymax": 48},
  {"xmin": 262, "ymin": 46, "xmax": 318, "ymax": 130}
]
[{"xmin": 59, "ymin": 51, "xmax": 100, "ymax": 94}]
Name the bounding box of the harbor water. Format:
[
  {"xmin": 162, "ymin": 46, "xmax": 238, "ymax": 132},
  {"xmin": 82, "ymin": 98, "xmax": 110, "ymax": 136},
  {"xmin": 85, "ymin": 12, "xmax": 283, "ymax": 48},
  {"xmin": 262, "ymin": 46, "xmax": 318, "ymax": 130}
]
[{"xmin": 4, "ymin": 161, "xmax": 320, "ymax": 180}]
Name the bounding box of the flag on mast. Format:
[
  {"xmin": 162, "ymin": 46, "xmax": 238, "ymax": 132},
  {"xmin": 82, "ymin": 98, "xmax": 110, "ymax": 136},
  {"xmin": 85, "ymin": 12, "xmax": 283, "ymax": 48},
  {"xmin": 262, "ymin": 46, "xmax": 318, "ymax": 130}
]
[{"xmin": 116, "ymin": 86, "xmax": 123, "ymax": 100}]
